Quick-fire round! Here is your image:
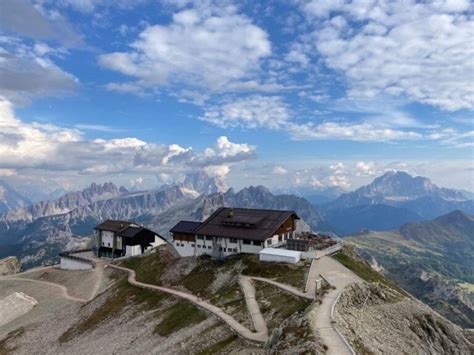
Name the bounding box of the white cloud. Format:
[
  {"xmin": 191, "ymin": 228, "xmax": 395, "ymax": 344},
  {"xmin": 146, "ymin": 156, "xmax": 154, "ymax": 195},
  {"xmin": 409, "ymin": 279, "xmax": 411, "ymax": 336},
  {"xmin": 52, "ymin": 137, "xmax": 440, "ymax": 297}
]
[
  {"xmin": 0, "ymin": 40, "xmax": 78, "ymax": 103},
  {"xmin": 200, "ymin": 95, "xmax": 290, "ymax": 129},
  {"xmin": 202, "ymin": 136, "xmax": 255, "ymax": 163},
  {"xmin": 99, "ymin": 5, "xmax": 271, "ymax": 93},
  {"xmin": 288, "ymin": 121, "xmax": 422, "ymax": 142},
  {"xmin": 54, "ymin": 0, "xmax": 147, "ymax": 13},
  {"xmin": 355, "ymin": 161, "xmax": 377, "ymax": 176},
  {"xmin": 73, "ymin": 124, "xmax": 122, "ymax": 133},
  {"xmin": 328, "ymin": 174, "xmax": 351, "ymax": 189},
  {"xmin": 201, "ymin": 94, "xmax": 472, "ymax": 144},
  {"xmin": 272, "ymin": 166, "xmax": 289, "ymax": 175},
  {"xmin": 0, "ymin": 97, "xmax": 255, "ymax": 179},
  {"xmin": 303, "ymin": 0, "xmax": 474, "ymax": 111}
]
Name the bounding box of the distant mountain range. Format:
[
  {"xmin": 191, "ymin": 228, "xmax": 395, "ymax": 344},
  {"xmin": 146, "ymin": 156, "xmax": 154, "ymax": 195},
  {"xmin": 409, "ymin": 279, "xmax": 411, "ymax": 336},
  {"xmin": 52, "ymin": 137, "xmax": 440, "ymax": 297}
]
[
  {"xmin": 322, "ymin": 171, "xmax": 474, "ymax": 235},
  {"xmin": 347, "ymin": 210, "xmax": 474, "ymax": 328},
  {"xmin": 0, "ymin": 173, "xmax": 328, "ymax": 269},
  {"xmin": 273, "ymin": 186, "xmax": 345, "ymax": 205},
  {"xmin": 0, "ymin": 180, "xmax": 31, "ymax": 214},
  {"xmin": 1, "ymin": 169, "xmax": 472, "ymax": 271}
]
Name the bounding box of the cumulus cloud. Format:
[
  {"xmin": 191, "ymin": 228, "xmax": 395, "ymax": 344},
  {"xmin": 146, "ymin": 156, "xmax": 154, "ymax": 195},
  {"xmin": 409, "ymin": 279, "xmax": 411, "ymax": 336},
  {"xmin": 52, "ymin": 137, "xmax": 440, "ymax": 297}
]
[
  {"xmin": 303, "ymin": 0, "xmax": 474, "ymax": 111},
  {"xmin": 0, "ymin": 0, "xmax": 82, "ymax": 45},
  {"xmin": 0, "ymin": 97, "xmax": 255, "ymax": 179},
  {"xmin": 355, "ymin": 161, "xmax": 377, "ymax": 176},
  {"xmin": 0, "ymin": 39, "xmax": 78, "ymax": 103},
  {"xmin": 99, "ymin": 5, "xmax": 271, "ymax": 93},
  {"xmin": 272, "ymin": 166, "xmax": 289, "ymax": 175}
]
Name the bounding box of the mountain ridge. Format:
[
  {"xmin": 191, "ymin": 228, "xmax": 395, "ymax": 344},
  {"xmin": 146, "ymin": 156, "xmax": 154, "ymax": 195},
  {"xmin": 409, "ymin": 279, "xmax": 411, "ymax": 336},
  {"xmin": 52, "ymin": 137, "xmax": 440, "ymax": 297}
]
[
  {"xmin": 323, "ymin": 171, "xmax": 473, "ymax": 234},
  {"xmin": 347, "ymin": 210, "xmax": 474, "ymax": 328}
]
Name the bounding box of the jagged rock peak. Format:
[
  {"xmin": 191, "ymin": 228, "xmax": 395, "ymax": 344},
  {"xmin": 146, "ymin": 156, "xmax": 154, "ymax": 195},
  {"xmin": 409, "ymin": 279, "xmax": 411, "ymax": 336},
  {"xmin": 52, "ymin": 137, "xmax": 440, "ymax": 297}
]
[{"xmin": 181, "ymin": 171, "xmax": 226, "ymax": 195}]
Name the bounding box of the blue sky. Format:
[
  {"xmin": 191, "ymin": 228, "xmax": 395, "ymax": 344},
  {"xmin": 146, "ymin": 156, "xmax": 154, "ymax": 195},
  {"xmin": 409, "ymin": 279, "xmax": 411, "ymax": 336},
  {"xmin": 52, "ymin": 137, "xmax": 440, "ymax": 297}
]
[{"xmin": 0, "ymin": 0, "xmax": 473, "ymax": 194}]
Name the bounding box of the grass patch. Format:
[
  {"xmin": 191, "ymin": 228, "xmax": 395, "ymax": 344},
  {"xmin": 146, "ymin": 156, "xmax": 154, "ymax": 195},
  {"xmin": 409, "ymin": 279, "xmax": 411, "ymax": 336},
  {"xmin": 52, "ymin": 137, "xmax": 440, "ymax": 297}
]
[
  {"xmin": 154, "ymin": 301, "xmax": 207, "ymax": 336},
  {"xmin": 120, "ymin": 250, "xmax": 169, "ymax": 286},
  {"xmin": 59, "ymin": 277, "xmax": 167, "ymax": 343},
  {"xmin": 210, "ymin": 282, "xmax": 251, "ymax": 328},
  {"xmin": 196, "ymin": 335, "xmax": 238, "ymax": 355},
  {"xmin": 332, "ymin": 251, "xmax": 409, "ymax": 296},
  {"xmin": 242, "ymin": 255, "xmax": 307, "ymax": 290},
  {"xmin": 255, "ymin": 282, "xmax": 312, "ymax": 330},
  {"xmin": 181, "ymin": 257, "xmax": 219, "ymax": 295},
  {"xmin": 0, "ymin": 328, "xmax": 24, "ymax": 355}
]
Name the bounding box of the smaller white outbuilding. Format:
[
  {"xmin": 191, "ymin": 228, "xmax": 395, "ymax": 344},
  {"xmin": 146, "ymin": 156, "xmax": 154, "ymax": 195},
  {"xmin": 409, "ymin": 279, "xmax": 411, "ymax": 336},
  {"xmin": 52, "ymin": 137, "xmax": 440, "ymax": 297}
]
[{"xmin": 259, "ymin": 248, "xmax": 302, "ymax": 264}]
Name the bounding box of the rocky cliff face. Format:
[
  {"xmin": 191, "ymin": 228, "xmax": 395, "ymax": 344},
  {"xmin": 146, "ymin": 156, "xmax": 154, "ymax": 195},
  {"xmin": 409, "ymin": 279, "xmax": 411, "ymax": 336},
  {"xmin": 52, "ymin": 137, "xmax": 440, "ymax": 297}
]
[
  {"xmin": 148, "ymin": 185, "xmax": 328, "ymax": 237},
  {"xmin": 0, "ymin": 184, "xmax": 193, "ymax": 268},
  {"xmin": 335, "ymin": 283, "xmax": 473, "ymax": 354},
  {"xmin": 0, "ymin": 256, "xmax": 21, "ymax": 275},
  {"xmin": 0, "ymin": 181, "xmax": 327, "ymax": 269},
  {"xmin": 1, "ymin": 182, "xmax": 124, "ymax": 223}
]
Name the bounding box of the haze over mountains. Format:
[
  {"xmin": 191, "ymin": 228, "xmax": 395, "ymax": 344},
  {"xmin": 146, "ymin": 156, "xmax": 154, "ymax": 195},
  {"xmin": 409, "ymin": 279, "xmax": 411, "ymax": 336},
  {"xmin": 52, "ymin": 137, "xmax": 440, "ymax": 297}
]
[
  {"xmin": 0, "ymin": 180, "xmax": 31, "ymax": 214},
  {"xmin": 1, "ymin": 170, "xmax": 472, "ymax": 270},
  {"xmin": 0, "ymin": 172, "xmax": 327, "ymax": 268},
  {"xmin": 322, "ymin": 171, "xmax": 474, "ymax": 235}
]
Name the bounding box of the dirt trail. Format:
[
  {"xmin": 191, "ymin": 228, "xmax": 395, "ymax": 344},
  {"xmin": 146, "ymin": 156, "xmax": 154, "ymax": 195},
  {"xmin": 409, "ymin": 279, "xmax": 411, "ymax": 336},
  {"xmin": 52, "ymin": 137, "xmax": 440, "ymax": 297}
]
[
  {"xmin": 0, "ymin": 277, "xmax": 89, "ymax": 303},
  {"xmin": 308, "ymin": 257, "xmax": 361, "ymax": 355},
  {"xmin": 109, "ymin": 264, "xmax": 269, "ymax": 342},
  {"xmin": 239, "ymin": 276, "xmax": 269, "ymax": 337}
]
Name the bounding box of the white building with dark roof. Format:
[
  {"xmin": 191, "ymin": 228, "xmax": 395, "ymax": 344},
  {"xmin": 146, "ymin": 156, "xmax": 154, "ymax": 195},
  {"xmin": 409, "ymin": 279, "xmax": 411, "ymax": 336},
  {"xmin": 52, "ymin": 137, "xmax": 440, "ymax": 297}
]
[
  {"xmin": 95, "ymin": 220, "xmax": 167, "ymax": 258},
  {"xmin": 170, "ymin": 208, "xmax": 300, "ymax": 257}
]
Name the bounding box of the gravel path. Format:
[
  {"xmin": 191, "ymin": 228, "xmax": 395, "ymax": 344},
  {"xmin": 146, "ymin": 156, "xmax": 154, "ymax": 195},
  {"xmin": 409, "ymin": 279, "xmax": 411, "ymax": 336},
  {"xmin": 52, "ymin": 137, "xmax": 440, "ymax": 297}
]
[
  {"xmin": 239, "ymin": 276, "xmax": 269, "ymax": 337},
  {"xmin": 109, "ymin": 264, "xmax": 269, "ymax": 343},
  {"xmin": 308, "ymin": 257, "xmax": 361, "ymax": 355}
]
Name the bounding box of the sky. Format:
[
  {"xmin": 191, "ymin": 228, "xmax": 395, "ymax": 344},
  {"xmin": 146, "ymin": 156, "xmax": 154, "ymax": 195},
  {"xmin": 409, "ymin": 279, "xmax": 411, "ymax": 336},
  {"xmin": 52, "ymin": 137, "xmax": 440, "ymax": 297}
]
[{"xmin": 0, "ymin": 0, "xmax": 473, "ymax": 196}]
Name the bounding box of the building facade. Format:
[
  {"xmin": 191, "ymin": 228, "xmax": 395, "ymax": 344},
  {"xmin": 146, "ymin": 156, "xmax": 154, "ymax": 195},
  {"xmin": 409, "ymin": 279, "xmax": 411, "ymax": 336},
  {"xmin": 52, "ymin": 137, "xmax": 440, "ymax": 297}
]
[
  {"xmin": 170, "ymin": 208, "xmax": 300, "ymax": 257},
  {"xmin": 95, "ymin": 220, "xmax": 167, "ymax": 258}
]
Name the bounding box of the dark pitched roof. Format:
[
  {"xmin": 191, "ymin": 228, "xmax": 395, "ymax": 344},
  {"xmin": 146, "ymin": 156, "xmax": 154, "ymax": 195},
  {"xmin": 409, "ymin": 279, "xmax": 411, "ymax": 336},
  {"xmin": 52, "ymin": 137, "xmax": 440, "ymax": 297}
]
[
  {"xmin": 94, "ymin": 220, "xmax": 134, "ymax": 233},
  {"xmin": 194, "ymin": 207, "xmax": 299, "ymax": 242},
  {"xmin": 117, "ymin": 226, "xmax": 144, "ymax": 238},
  {"xmin": 170, "ymin": 221, "xmax": 202, "ymax": 234}
]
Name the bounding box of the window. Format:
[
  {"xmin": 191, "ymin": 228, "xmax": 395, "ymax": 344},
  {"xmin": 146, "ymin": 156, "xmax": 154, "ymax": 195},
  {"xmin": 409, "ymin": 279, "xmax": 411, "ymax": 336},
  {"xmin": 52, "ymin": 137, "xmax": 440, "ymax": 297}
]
[
  {"xmin": 197, "ymin": 245, "xmax": 201, "ymax": 248},
  {"xmin": 230, "ymin": 238, "xmax": 237, "ymax": 244},
  {"xmin": 107, "ymin": 243, "xmax": 110, "ymax": 247},
  {"xmin": 208, "ymin": 246, "xmax": 212, "ymax": 249},
  {"xmin": 197, "ymin": 235, "xmax": 204, "ymax": 240},
  {"xmin": 233, "ymin": 248, "xmax": 238, "ymax": 253},
  {"xmin": 243, "ymin": 240, "xmax": 251, "ymax": 245},
  {"xmin": 278, "ymin": 235, "xmax": 283, "ymax": 242},
  {"xmin": 254, "ymin": 241, "xmax": 262, "ymax": 246},
  {"xmin": 223, "ymin": 248, "xmax": 227, "ymax": 252},
  {"xmin": 191, "ymin": 244, "xmax": 195, "ymax": 247},
  {"xmin": 266, "ymin": 239, "xmax": 272, "ymax": 245}
]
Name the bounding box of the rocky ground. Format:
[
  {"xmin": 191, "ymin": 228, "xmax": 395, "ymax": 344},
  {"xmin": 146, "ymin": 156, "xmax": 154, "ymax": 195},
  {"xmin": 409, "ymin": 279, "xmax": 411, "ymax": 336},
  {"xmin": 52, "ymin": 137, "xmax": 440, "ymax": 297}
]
[
  {"xmin": 0, "ymin": 250, "xmax": 323, "ymax": 354},
  {"xmin": 335, "ymin": 283, "xmax": 473, "ymax": 354},
  {"xmin": 0, "ymin": 257, "xmax": 21, "ymax": 276}
]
